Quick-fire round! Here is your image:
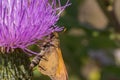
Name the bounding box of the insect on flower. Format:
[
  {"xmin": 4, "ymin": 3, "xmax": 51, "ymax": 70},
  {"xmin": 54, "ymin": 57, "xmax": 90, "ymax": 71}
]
[{"xmin": 0, "ymin": 0, "xmax": 70, "ymax": 79}]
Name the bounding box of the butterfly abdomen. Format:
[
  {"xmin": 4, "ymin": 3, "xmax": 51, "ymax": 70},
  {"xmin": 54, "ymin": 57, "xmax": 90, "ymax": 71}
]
[{"xmin": 30, "ymin": 53, "xmax": 43, "ymax": 69}]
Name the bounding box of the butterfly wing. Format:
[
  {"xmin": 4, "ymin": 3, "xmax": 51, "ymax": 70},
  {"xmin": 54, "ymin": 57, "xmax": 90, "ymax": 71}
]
[
  {"xmin": 50, "ymin": 47, "xmax": 68, "ymax": 80},
  {"xmin": 38, "ymin": 32, "xmax": 68, "ymax": 80},
  {"xmin": 38, "ymin": 46, "xmax": 59, "ymax": 76}
]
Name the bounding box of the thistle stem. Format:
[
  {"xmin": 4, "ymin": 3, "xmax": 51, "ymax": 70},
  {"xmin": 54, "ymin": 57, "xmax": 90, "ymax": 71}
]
[{"xmin": 0, "ymin": 49, "xmax": 33, "ymax": 80}]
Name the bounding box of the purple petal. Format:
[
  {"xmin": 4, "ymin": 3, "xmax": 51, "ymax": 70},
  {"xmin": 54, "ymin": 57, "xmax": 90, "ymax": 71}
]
[{"xmin": 0, "ymin": 0, "xmax": 70, "ymax": 53}]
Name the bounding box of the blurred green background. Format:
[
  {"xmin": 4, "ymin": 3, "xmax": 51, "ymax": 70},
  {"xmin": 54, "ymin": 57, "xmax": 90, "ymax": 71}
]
[{"xmin": 33, "ymin": 0, "xmax": 120, "ymax": 80}]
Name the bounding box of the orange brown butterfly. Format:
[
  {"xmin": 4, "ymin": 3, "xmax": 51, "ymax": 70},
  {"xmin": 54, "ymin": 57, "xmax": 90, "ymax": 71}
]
[{"xmin": 30, "ymin": 32, "xmax": 68, "ymax": 80}]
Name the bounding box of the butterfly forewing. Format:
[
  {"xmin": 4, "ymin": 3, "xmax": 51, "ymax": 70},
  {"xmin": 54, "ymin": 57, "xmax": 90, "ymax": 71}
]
[
  {"xmin": 50, "ymin": 47, "xmax": 68, "ymax": 80},
  {"xmin": 38, "ymin": 46, "xmax": 59, "ymax": 76},
  {"xmin": 36, "ymin": 32, "xmax": 68, "ymax": 80}
]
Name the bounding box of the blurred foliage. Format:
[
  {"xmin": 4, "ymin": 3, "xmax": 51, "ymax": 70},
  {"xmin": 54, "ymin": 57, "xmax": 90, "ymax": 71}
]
[{"xmin": 33, "ymin": 0, "xmax": 120, "ymax": 80}]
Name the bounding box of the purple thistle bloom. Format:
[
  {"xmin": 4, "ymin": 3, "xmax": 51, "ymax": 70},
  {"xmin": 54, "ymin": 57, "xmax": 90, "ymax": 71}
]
[{"xmin": 0, "ymin": 0, "xmax": 70, "ymax": 53}]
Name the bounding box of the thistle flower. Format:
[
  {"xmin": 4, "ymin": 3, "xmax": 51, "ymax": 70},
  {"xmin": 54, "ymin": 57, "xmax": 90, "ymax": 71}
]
[{"xmin": 0, "ymin": 0, "xmax": 70, "ymax": 53}]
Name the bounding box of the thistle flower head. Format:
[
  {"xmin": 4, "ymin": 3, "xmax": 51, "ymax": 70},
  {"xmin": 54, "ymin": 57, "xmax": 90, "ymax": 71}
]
[{"xmin": 0, "ymin": 0, "xmax": 70, "ymax": 53}]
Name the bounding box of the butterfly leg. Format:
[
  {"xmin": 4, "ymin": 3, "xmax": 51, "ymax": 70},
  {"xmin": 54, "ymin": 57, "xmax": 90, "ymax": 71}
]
[{"xmin": 38, "ymin": 65, "xmax": 46, "ymax": 71}]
